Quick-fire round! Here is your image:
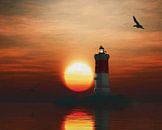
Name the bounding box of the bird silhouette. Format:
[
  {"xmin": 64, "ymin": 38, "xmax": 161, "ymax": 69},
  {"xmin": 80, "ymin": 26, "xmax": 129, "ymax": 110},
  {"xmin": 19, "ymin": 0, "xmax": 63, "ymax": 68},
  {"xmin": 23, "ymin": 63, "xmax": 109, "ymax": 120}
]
[{"xmin": 133, "ymin": 16, "xmax": 144, "ymax": 29}]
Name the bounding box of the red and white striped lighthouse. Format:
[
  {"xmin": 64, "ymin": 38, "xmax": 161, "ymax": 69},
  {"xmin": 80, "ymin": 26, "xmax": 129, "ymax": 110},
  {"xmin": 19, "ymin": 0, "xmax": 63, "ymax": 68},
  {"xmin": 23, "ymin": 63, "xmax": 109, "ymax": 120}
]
[{"xmin": 94, "ymin": 46, "xmax": 110, "ymax": 95}]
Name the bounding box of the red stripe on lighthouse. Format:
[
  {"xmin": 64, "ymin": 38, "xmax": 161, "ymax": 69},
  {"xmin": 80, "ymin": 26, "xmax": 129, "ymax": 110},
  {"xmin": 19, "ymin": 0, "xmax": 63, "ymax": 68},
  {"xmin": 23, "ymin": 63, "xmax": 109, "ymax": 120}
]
[{"xmin": 95, "ymin": 59, "xmax": 109, "ymax": 73}]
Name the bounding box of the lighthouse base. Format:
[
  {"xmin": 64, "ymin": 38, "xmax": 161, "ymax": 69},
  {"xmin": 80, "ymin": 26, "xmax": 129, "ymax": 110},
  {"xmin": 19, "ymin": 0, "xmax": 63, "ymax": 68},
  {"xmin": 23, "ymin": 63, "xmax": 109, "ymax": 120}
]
[
  {"xmin": 94, "ymin": 87, "xmax": 110, "ymax": 95},
  {"xmin": 54, "ymin": 94, "xmax": 131, "ymax": 109}
]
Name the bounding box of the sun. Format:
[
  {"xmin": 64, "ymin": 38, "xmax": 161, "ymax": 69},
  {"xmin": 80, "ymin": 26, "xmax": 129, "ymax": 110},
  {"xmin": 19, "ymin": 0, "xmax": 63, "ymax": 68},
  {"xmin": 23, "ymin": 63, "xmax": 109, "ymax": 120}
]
[{"xmin": 64, "ymin": 62, "xmax": 94, "ymax": 92}]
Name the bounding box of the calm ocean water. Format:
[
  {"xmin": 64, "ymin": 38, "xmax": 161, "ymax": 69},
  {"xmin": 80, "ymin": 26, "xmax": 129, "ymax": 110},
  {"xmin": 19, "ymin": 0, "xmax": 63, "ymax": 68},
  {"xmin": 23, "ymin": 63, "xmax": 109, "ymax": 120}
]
[{"xmin": 0, "ymin": 102, "xmax": 162, "ymax": 130}]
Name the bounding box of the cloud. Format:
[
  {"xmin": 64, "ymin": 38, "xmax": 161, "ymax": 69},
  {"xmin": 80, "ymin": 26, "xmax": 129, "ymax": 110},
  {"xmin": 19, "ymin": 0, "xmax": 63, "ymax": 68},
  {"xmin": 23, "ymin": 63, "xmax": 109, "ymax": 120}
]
[
  {"xmin": 0, "ymin": 0, "xmax": 59, "ymax": 16},
  {"xmin": 0, "ymin": 35, "xmax": 29, "ymax": 49}
]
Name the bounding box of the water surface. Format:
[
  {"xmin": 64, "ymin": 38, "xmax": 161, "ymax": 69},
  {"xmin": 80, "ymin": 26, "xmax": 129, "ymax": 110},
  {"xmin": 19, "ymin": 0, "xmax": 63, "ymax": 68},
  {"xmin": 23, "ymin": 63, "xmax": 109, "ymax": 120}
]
[{"xmin": 0, "ymin": 102, "xmax": 162, "ymax": 130}]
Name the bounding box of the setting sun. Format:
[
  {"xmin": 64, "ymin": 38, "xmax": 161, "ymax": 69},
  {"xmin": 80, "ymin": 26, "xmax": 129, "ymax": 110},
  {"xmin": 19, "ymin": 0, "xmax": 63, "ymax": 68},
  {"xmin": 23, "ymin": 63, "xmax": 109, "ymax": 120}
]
[{"xmin": 64, "ymin": 62, "xmax": 94, "ymax": 92}]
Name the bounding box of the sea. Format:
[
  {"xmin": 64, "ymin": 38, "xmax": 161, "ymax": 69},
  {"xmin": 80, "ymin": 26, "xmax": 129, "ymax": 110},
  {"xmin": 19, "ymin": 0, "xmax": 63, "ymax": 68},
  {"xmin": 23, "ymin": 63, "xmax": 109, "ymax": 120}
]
[{"xmin": 0, "ymin": 102, "xmax": 162, "ymax": 130}]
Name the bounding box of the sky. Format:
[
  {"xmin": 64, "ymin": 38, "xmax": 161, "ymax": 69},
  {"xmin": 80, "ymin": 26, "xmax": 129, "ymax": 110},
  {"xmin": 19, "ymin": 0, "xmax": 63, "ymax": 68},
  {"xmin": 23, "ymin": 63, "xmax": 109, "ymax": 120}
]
[{"xmin": 0, "ymin": 0, "xmax": 161, "ymax": 100}]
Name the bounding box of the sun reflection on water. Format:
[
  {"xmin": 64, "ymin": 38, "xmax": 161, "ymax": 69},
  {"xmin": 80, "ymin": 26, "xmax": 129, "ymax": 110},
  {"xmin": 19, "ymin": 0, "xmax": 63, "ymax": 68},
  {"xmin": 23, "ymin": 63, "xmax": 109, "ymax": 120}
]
[{"xmin": 62, "ymin": 109, "xmax": 94, "ymax": 130}]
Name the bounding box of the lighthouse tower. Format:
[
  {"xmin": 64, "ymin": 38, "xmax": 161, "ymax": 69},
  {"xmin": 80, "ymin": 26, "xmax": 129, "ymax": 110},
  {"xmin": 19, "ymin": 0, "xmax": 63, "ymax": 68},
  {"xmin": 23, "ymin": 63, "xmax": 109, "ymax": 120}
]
[{"xmin": 94, "ymin": 46, "xmax": 110, "ymax": 95}]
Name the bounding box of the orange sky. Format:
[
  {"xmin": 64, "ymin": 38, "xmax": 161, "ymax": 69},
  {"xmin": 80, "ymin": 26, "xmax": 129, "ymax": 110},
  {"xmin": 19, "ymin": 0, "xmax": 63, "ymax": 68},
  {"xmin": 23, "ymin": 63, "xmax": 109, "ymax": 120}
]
[{"xmin": 0, "ymin": 0, "xmax": 161, "ymax": 100}]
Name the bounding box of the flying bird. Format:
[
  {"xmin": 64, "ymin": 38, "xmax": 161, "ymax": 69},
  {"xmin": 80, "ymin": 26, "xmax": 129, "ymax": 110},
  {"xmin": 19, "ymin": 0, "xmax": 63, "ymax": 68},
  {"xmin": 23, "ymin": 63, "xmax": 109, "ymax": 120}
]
[{"xmin": 133, "ymin": 16, "xmax": 144, "ymax": 29}]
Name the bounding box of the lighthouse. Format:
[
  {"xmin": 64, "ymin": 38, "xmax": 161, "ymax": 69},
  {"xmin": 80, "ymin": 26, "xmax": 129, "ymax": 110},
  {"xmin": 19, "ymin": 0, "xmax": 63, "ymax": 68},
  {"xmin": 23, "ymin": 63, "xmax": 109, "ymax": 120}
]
[{"xmin": 94, "ymin": 46, "xmax": 110, "ymax": 95}]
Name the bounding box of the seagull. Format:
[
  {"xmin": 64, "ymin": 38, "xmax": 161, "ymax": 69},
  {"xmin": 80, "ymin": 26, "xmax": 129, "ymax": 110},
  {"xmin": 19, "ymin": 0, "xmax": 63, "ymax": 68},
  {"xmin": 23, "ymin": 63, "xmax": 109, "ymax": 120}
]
[{"xmin": 133, "ymin": 16, "xmax": 144, "ymax": 29}]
